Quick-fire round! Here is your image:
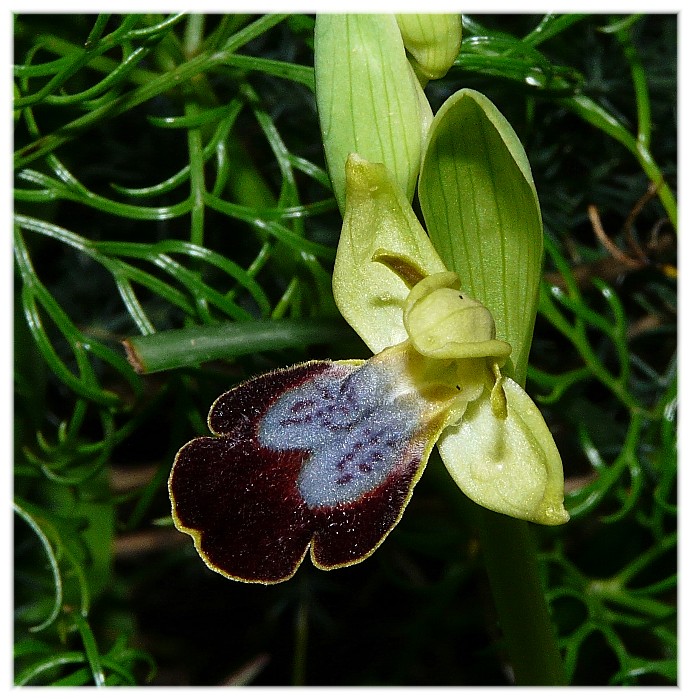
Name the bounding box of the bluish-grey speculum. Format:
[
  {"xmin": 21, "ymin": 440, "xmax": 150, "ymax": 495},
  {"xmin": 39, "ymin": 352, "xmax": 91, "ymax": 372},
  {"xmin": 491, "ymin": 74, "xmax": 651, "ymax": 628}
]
[{"xmin": 258, "ymin": 362, "xmax": 423, "ymax": 507}]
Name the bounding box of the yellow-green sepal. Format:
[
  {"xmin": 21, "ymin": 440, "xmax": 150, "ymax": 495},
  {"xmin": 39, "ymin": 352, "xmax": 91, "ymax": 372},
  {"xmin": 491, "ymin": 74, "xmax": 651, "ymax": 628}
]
[
  {"xmin": 396, "ymin": 14, "xmax": 462, "ymax": 84},
  {"xmin": 333, "ymin": 154, "xmax": 447, "ymax": 354},
  {"xmin": 438, "ymin": 378, "xmax": 570, "ymax": 526},
  {"xmin": 315, "ymin": 14, "xmax": 432, "ymax": 213}
]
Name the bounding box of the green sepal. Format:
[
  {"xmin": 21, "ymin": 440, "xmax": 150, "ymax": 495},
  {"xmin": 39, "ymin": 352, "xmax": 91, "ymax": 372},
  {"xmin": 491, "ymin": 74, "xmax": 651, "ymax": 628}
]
[{"xmin": 419, "ymin": 89, "xmax": 543, "ymax": 385}]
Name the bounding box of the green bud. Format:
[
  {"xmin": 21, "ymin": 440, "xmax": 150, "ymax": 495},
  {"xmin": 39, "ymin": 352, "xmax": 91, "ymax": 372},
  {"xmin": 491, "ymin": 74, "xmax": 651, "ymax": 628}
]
[{"xmin": 396, "ymin": 14, "xmax": 462, "ymax": 84}]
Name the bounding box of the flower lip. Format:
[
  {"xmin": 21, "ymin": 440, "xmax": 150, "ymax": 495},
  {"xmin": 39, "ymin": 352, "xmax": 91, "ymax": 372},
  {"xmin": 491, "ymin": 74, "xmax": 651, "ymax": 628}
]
[{"xmin": 169, "ymin": 349, "xmax": 451, "ymax": 584}]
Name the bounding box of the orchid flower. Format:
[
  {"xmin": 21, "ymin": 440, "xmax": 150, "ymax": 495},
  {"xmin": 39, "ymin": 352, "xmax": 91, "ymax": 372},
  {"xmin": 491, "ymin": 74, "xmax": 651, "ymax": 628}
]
[
  {"xmin": 169, "ymin": 16, "xmax": 568, "ymax": 585},
  {"xmin": 168, "ymin": 154, "xmax": 568, "ymax": 585}
]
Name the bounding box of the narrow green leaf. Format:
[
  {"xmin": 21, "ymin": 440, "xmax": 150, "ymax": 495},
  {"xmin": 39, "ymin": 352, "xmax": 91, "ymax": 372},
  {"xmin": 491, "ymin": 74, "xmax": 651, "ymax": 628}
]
[
  {"xmin": 69, "ymin": 612, "xmax": 105, "ymax": 686},
  {"xmin": 15, "ymin": 652, "xmax": 87, "ymax": 686},
  {"xmin": 224, "ymin": 54, "xmax": 315, "ymax": 90},
  {"xmin": 419, "ymin": 88, "xmax": 543, "ymax": 384},
  {"xmin": 13, "ymin": 502, "xmax": 63, "ymax": 632}
]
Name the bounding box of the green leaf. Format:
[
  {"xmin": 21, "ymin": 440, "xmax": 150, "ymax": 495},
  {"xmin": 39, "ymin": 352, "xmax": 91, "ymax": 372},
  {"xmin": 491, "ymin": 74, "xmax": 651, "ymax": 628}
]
[
  {"xmin": 419, "ymin": 88, "xmax": 543, "ymax": 384},
  {"xmin": 315, "ymin": 14, "xmax": 431, "ymax": 213}
]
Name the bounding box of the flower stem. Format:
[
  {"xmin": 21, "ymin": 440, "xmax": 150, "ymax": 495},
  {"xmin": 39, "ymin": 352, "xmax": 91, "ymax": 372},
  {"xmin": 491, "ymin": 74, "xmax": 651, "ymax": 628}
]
[{"xmin": 477, "ymin": 509, "xmax": 566, "ymax": 685}]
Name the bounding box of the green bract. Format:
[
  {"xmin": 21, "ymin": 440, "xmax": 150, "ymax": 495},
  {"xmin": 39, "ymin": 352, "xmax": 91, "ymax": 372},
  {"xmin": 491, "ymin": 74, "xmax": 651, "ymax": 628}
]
[{"xmin": 314, "ymin": 14, "xmax": 433, "ymax": 212}]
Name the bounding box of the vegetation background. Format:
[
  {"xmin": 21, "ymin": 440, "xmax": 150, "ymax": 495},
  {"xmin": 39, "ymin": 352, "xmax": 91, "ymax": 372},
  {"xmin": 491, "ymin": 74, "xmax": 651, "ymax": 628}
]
[{"xmin": 13, "ymin": 13, "xmax": 677, "ymax": 686}]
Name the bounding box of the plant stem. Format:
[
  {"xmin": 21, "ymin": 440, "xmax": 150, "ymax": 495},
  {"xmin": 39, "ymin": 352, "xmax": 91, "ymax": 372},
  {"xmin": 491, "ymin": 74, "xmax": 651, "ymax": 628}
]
[
  {"xmin": 122, "ymin": 318, "xmax": 353, "ymax": 374},
  {"xmin": 477, "ymin": 509, "xmax": 566, "ymax": 685}
]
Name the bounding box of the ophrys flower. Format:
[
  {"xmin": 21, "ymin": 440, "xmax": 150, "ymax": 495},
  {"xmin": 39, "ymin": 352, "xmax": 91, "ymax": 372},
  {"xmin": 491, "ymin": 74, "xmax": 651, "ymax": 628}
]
[{"xmin": 169, "ymin": 156, "xmax": 568, "ymax": 584}]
